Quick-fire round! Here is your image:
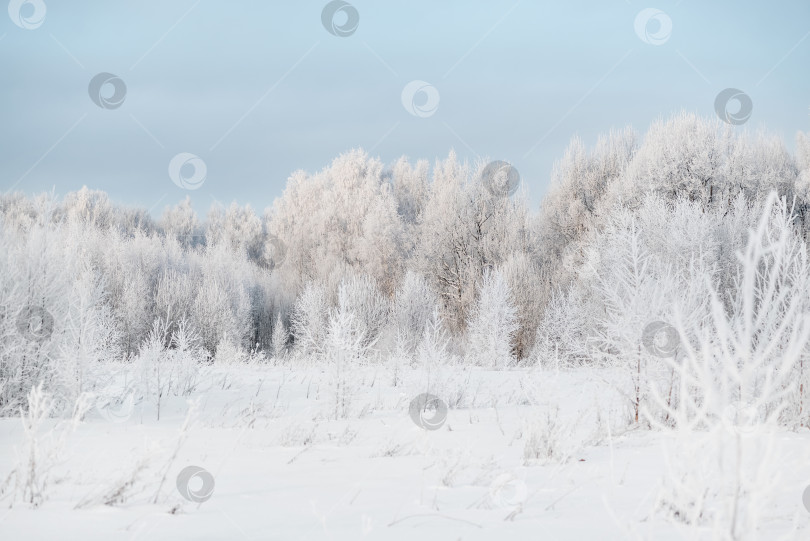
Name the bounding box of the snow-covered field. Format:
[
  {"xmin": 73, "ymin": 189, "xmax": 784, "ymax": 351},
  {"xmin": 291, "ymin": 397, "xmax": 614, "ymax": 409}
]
[
  {"xmin": 3, "ymin": 1, "xmax": 810, "ymax": 538},
  {"xmin": 3, "ymin": 125, "xmax": 810, "ymax": 539},
  {"xmin": 2, "ymin": 364, "xmax": 809, "ymax": 540}
]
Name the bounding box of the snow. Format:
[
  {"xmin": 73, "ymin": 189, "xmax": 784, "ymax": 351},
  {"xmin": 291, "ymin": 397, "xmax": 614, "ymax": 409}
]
[
  {"xmin": 2, "ymin": 365, "xmax": 809, "ymax": 540},
  {"xmin": 3, "ymin": 116, "xmax": 810, "ymax": 539}
]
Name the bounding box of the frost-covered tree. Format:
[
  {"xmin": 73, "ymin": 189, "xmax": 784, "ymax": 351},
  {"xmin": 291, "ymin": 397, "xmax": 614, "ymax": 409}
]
[
  {"xmin": 0, "ymin": 224, "xmax": 73, "ymax": 412},
  {"xmin": 167, "ymin": 321, "xmax": 204, "ymax": 397},
  {"xmin": 617, "ymin": 112, "xmax": 729, "ymax": 207},
  {"xmin": 323, "ymin": 294, "xmax": 370, "ymax": 419},
  {"xmin": 206, "ymin": 202, "xmax": 264, "ymax": 262},
  {"xmin": 190, "ymin": 245, "xmax": 253, "ymax": 352},
  {"xmin": 417, "ymin": 152, "xmax": 531, "ymax": 334},
  {"xmin": 501, "ymin": 252, "xmax": 546, "ymax": 360},
  {"xmin": 417, "ymin": 308, "xmax": 450, "ymax": 368},
  {"xmin": 336, "ymin": 273, "xmax": 389, "ymax": 352},
  {"xmin": 355, "ymin": 186, "xmax": 405, "ymax": 296},
  {"xmin": 393, "ymin": 271, "xmax": 437, "ymax": 358},
  {"xmin": 467, "ymin": 269, "xmax": 518, "ymax": 368},
  {"xmin": 537, "ymin": 127, "xmax": 636, "ymax": 289},
  {"xmin": 389, "ymin": 156, "xmax": 429, "ymax": 225},
  {"xmin": 154, "ymin": 268, "xmax": 194, "ymax": 343},
  {"xmin": 290, "ymin": 282, "xmax": 329, "ymax": 359},
  {"xmin": 58, "ymin": 265, "xmax": 120, "ymax": 404},
  {"xmin": 795, "ymin": 131, "xmax": 810, "ymax": 240},
  {"xmin": 61, "ymin": 187, "xmax": 114, "ymax": 229},
  {"xmin": 589, "ymin": 217, "xmax": 679, "ymax": 422},
  {"xmin": 581, "ymin": 198, "xmax": 723, "ymax": 422},
  {"xmin": 266, "ymin": 149, "xmax": 401, "ymax": 297},
  {"xmin": 271, "ymin": 313, "xmax": 289, "ymax": 360},
  {"xmin": 159, "ymin": 196, "xmax": 200, "ymax": 248},
  {"xmin": 532, "ymin": 287, "xmax": 591, "ymax": 368}
]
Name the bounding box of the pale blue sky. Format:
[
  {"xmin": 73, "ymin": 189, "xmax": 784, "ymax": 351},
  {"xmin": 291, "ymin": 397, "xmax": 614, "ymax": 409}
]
[{"xmin": 1, "ymin": 0, "xmax": 808, "ymax": 215}]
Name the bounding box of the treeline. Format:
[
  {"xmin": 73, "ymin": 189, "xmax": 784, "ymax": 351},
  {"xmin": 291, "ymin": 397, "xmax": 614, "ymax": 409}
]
[{"xmin": 2, "ymin": 112, "xmax": 810, "ymax": 414}]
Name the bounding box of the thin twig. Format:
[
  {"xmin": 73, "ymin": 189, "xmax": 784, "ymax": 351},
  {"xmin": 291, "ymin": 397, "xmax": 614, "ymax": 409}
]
[{"xmin": 387, "ymin": 513, "xmax": 483, "ymax": 528}]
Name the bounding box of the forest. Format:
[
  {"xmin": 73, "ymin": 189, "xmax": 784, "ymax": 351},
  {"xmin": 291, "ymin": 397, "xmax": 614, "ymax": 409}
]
[{"xmin": 3, "ymin": 112, "xmax": 810, "ymax": 538}]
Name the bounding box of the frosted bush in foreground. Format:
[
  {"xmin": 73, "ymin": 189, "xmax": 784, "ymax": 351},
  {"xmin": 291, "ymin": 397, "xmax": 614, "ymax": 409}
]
[{"xmin": 651, "ymin": 194, "xmax": 810, "ymax": 538}]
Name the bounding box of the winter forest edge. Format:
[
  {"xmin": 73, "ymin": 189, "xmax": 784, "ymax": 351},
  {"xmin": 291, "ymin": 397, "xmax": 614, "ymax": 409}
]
[{"xmin": 4, "ymin": 112, "xmax": 810, "ymax": 538}]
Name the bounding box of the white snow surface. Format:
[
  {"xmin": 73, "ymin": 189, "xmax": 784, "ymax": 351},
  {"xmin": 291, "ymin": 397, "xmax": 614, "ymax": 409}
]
[{"xmin": 1, "ymin": 364, "xmax": 809, "ymax": 540}]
